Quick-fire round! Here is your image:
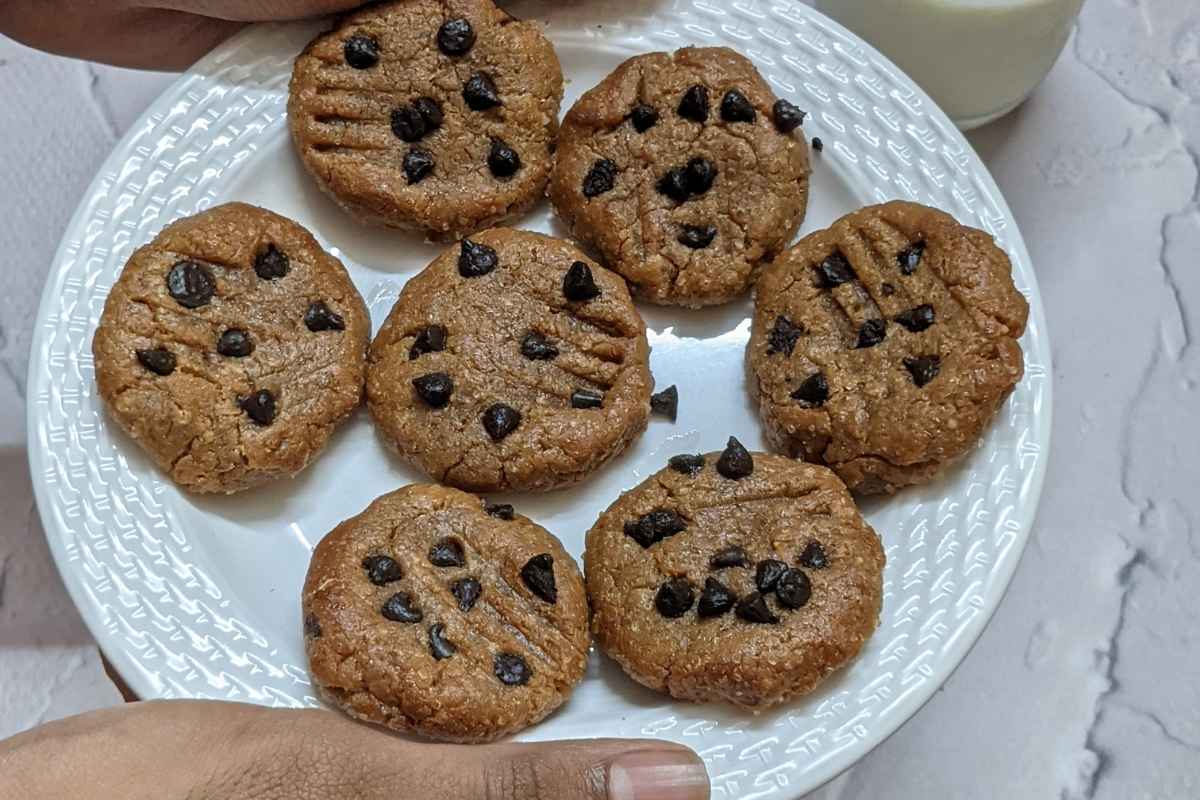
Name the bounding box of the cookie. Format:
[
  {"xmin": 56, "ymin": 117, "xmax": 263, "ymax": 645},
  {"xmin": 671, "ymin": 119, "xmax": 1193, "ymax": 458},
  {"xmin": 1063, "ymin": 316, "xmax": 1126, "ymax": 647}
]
[
  {"xmin": 92, "ymin": 203, "xmax": 369, "ymax": 494},
  {"xmin": 548, "ymin": 47, "xmax": 810, "ymax": 307},
  {"xmin": 367, "ymin": 228, "xmax": 653, "ymax": 492},
  {"xmin": 748, "ymin": 201, "xmax": 1029, "ymax": 494},
  {"xmin": 584, "ymin": 440, "xmax": 884, "ymax": 709},
  {"xmin": 302, "ymin": 483, "xmax": 589, "ymax": 742},
  {"xmin": 288, "ymin": 0, "xmax": 563, "ymax": 239}
]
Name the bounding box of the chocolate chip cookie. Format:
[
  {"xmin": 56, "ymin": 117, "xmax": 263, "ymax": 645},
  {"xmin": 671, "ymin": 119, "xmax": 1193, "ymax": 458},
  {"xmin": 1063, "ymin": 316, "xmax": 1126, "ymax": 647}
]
[
  {"xmin": 288, "ymin": 0, "xmax": 563, "ymax": 239},
  {"xmin": 92, "ymin": 203, "xmax": 369, "ymax": 493},
  {"xmin": 548, "ymin": 47, "xmax": 811, "ymax": 307},
  {"xmin": 584, "ymin": 440, "xmax": 884, "ymax": 709},
  {"xmin": 367, "ymin": 228, "xmax": 653, "ymax": 492},
  {"xmin": 303, "ymin": 483, "xmax": 589, "ymax": 742},
  {"xmin": 748, "ymin": 201, "xmax": 1029, "ymax": 494}
]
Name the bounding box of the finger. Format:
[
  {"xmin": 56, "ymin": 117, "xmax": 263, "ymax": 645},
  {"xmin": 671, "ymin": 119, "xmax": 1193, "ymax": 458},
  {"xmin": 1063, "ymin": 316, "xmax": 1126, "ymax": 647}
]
[{"xmin": 140, "ymin": 1, "xmax": 366, "ymax": 21}]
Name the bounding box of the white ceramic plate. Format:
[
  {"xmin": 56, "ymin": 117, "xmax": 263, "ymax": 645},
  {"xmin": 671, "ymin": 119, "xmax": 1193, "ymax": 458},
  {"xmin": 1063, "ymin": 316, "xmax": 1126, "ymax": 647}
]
[{"xmin": 29, "ymin": 2, "xmax": 1051, "ymax": 796}]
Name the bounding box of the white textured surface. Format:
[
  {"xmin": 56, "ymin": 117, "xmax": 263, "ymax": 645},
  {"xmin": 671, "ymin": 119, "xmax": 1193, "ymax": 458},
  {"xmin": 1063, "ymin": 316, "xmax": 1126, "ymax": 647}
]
[{"xmin": 0, "ymin": 3, "xmax": 1196, "ymax": 800}]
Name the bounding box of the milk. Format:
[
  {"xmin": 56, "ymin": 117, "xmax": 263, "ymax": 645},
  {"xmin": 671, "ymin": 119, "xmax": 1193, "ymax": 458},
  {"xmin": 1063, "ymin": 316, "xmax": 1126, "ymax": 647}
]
[{"xmin": 815, "ymin": 0, "xmax": 1083, "ymax": 129}]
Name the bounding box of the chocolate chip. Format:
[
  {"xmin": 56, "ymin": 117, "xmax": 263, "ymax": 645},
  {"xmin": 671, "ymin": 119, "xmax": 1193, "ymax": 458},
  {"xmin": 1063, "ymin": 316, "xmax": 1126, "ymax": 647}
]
[
  {"xmin": 716, "ymin": 436, "xmax": 753, "ymax": 479},
  {"xmin": 855, "ymin": 319, "xmax": 887, "ymax": 349},
  {"xmin": 881, "ymin": 282, "xmax": 896, "ymax": 296},
  {"xmin": 305, "ymin": 301, "xmax": 345, "ymax": 332},
  {"xmin": 429, "ymin": 537, "xmax": 465, "ymax": 568},
  {"xmin": 254, "ymin": 244, "xmax": 289, "ymax": 280},
  {"xmin": 571, "ymin": 389, "xmax": 603, "ymax": 409},
  {"xmin": 239, "ymin": 390, "xmax": 276, "ymax": 426},
  {"xmin": 166, "ymin": 260, "xmax": 215, "ymax": 308},
  {"xmin": 772, "ymin": 99, "xmax": 806, "ymax": 133},
  {"xmin": 812, "ymin": 136, "xmax": 824, "ymax": 152},
  {"xmin": 775, "ymin": 568, "xmax": 811, "ymax": 609},
  {"xmin": 482, "ymin": 403, "xmax": 521, "ymax": 440},
  {"xmin": 409, "ymin": 325, "xmax": 447, "ymax": 359},
  {"xmin": 563, "ymin": 260, "xmax": 600, "ymax": 302},
  {"xmin": 630, "ymin": 104, "xmax": 659, "ymax": 132},
  {"xmin": 136, "ymin": 348, "xmax": 175, "ymax": 376},
  {"xmin": 494, "ymin": 652, "xmax": 531, "ymax": 685},
  {"xmin": 428, "ymin": 623, "xmax": 456, "ymax": 660},
  {"xmin": 799, "ymin": 540, "xmax": 829, "ymax": 569},
  {"xmin": 624, "ymin": 509, "xmax": 686, "ymax": 548},
  {"xmin": 898, "ymin": 240, "xmax": 926, "ymax": 275},
  {"xmin": 668, "ymin": 453, "xmax": 705, "ymax": 475},
  {"xmin": 391, "ymin": 104, "xmax": 427, "ymax": 142},
  {"xmin": 451, "ymin": 577, "xmax": 482, "ymax": 611},
  {"xmin": 720, "ymin": 88, "xmax": 755, "ymax": 122},
  {"xmin": 403, "ymin": 148, "xmax": 435, "ymax": 183},
  {"xmin": 217, "ymin": 329, "xmax": 253, "ymax": 357},
  {"xmin": 656, "ymin": 167, "xmax": 690, "ymax": 203},
  {"xmin": 520, "ymin": 331, "xmax": 558, "ymax": 360},
  {"xmin": 735, "ymin": 591, "xmax": 779, "ymax": 624},
  {"xmin": 361, "ymin": 554, "xmax": 403, "ymax": 585},
  {"xmin": 683, "ymin": 157, "xmax": 717, "ymax": 195},
  {"xmin": 459, "ymin": 238, "xmax": 498, "ymax": 277},
  {"xmin": 815, "ymin": 250, "xmax": 855, "ymax": 288},
  {"xmin": 710, "ymin": 545, "xmax": 749, "ymax": 569},
  {"xmin": 698, "ymin": 577, "xmax": 736, "ymax": 618},
  {"xmin": 484, "ymin": 502, "xmax": 514, "ymax": 520},
  {"xmin": 437, "ymin": 17, "xmax": 476, "ymax": 56},
  {"xmin": 678, "ymin": 84, "xmax": 709, "ymax": 122},
  {"xmin": 767, "ymin": 315, "xmax": 803, "ymax": 356},
  {"xmin": 895, "ymin": 304, "xmax": 935, "ymax": 333},
  {"xmin": 791, "ymin": 372, "xmax": 829, "ymax": 407},
  {"xmin": 304, "ymin": 613, "xmax": 322, "ymax": 638},
  {"xmin": 413, "ymin": 96, "xmax": 443, "ymax": 131},
  {"xmin": 904, "ymin": 354, "xmax": 941, "ymax": 387},
  {"xmin": 487, "ymin": 138, "xmax": 521, "ymax": 178},
  {"xmin": 678, "ymin": 225, "xmax": 717, "ymax": 249},
  {"xmin": 343, "ymin": 35, "xmax": 379, "ymax": 69},
  {"xmin": 413, "ymin": 372, "xmax": 453, "ymax": 408},
  {"xmin": 463, "ymin": 72, "xmax": 501, "ymax": 111},
  {"xmin": 582, "ymin": 159, "xmax": 617, "ymax": 198},
  {"xmin": 655, "ymin": 578, "xmax": 695, "ymax": 618},
  {"xmin": 755, "ymin": 559, "xmax": 788, "ymax": 592},
  {"xmin": 650, "ymin": 385, "xmax": 678, "ymax": 421},
  {"xmin": 381, "ymin": 592, "xmax": 423, "ymax": 623},
  {"xmin": 521, "ymin": 554, "xmax": 557, "ymax": 604}
]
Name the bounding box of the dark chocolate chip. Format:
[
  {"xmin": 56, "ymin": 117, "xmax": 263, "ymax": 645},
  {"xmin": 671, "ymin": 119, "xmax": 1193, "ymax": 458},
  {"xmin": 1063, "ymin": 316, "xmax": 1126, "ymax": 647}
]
[
  {"xmin": 361, "ymin": 554, "xmax": 403, "ymax": 586},
  {"xmin": 799, "ymin": 540, "xmax": 829, "ymax": 569},
  {"xmin": 520, "ymin": 331, "xmax": 558, "ymax": 360},
  {"xmin": 482, "ymin": 403, "xmax": 521, "ymax": 440},
  {"xmin": 655, "ymin": 578, "xmax": 695, "ymax": 618},
  {"xmin": 451, "ymin": 577, "xmax": 482, "ymax": 611},
  {"xmin": 678, "ymin": 84, "xmax": 709, "ymax": 122},
  {"xmin": 381, "ymin": 592, "xmax": 422, "ymax": 623},
  {"xmin": 429, "ymin": 537, "xmax": 465, "ymax": 568},
  {"xmin": 409, "ymin": 325, "xmax": 447, "ymax": 360},
  {"xmin": 343, "ymin": 35, "xmax": 379, "ymax": 69},
  {"xmin": 791, "ymin": 372, "xmax": 829, "ymax": 407},
  {"xmin": 630, "ymin": 104, "xmax": 659, "ymax": 132},
  {"xmin": 571, "ymin": 389, "xmax": 604, "ymax": 409},
  {"xmin": 458, "ymin": 238, "xmax": 498, "ymax": 277},
  {"xmin": 485, "ymin": 502, "xmax": 514, "ymax": 520},
  {"xmin": 698, "ymin": 577, "xmax": 736, "ymax": 618},
  {"xmin": 656, "ymin": 167, "xmax": 690, "ymax": 203},
  {"xmin": 855, "ymin": 318, "xmax": 887, "ymax": 349},
  {"xmin": 812, "ymin": 136, "xmax": 824, "ymax": 152},
  {"xmin": 304, "ymin": 613, "xmax": 322, "ymax": 638},
  {"xmin": 563, "ymin": 260, "xmax": 601, "ymax": 302},
  {"xmin": 623, "ymin": 509, "xmax": 687, "ymax": 548},
  {"xmin": 767, "ymin": 315, "xmax": 803, "ymax": 356},
  {"xmin": 494, "ymin": 652, "xmax": 531, "ymax": 685},
  {"xmin": 413, "ymin": 372, "xmax": 453, "ymax": 408},
  {"xmin": 650, "ymin": 385, "xmax": 678, "ymax": 421},
  {"xmin": 815, "ymin": 250, "xmax": 855, "ymax": 288},
  {"xmin": 755, "ymin": 559, "xmax": 788, "ymax": 593},
  {"xmin": 390, "ymin": 104, "xmax": 427, "ymax": 142},
  {"xmin": 898, "ymin": 240, "xmax": 925, "ymax": 274},
  {"xmin": 678, "ymin": 225, "xmax": 717, "ymax": 249},
  {"xmin": 217, "ymin": 328, "xmax": 253, "ymax": 357},
  {"xmin": 413, "ymin": 96, "xmax": 443, "ymax": 131},
  {"xmin": 463, "ymin": 72, "xmax": 501, "ymax": 111},
  {"xmin": 735, "ymin": 591, "xmax": 779, "ymax": 624},
  {"xmin": 437, "ymin": 17, "xmax": 476, "ymax": 56},
  {"xmin": 428, "ymin": 623, "xmax": 456, "ymax": 660},
  {"xmin": 521, "ymin": 554, "xmax": 557, "ymax": 604},
  {"xmin": 304, "ymin": 301, "xmax": 345, "ymax": 332},
  {"xmin": 881, "ymin": 282, "xmax": 896, "ymax": 296},
  {"xmin": 772, "ymin": 99, "xmax": 806, "ymax": 133},
  {"xmin": 716, "ymin": 436, "xmax": 753, "ymax": 479},
  {"xmin": 904, "ymin": 354, "xmax": 941, "ymax": 387},
  {"xmin": 582, "ymin": 158, "xmax": 617, "ymax": 198},
  {"xmin": 487, "ymin": 138, "xmax": 521, "ymax": 178},
  {"xmin": 720, "ymin": 88, "xmax": 756, "ymax": 122},
  {"xmin": 668, "ymin": 453, "xmax": 705, "ymax": 476},
  {"xmin": 254, "ymin": 244, "xmax": 289, "ymax": 280},
  {"xmin": 239, "ymin": 390, "xmax": 276, "ymax": 426},
  {"xmin": 683, "ymin": 157, "xmax": 717, "ymax": 195},
  {"xmin": 166, "ymin": 260, "xmax": 215, "ymax": 308},
  {"xmin": 710, "ymin": 545, "xmax": 749, "ymax": 569},
  {"xmin": 136, "ymin": 348, "xmax": 175, "ymax": 376},
  {"xmin": 895, "ymin": 304, "xmax": 935, "ymax": 333},
  {"xmin": 775, "ymin": 568, "xmax": 812, "ymax": 609},
  {"xmin": 403, "ymin": 148, "xmax": 435, "ymax": 183}
]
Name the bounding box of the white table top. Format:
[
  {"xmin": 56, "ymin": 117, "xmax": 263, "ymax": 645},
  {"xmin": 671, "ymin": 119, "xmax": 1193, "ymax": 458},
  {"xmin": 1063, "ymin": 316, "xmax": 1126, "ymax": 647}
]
[{"xmin": 1, "ymin": 1, "xmax": 1196, "ymax": 796}]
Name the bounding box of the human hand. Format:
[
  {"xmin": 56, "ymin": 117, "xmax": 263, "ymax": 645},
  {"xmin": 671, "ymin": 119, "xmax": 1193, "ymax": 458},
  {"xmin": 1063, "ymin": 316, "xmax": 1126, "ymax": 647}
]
[{"xmin": 0, "ymin": 700, "xmax": 710, "ymax": 800}]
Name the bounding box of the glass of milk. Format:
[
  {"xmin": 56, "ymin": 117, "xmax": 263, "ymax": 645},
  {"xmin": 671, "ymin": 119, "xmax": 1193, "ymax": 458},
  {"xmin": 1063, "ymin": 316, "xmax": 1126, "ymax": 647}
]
[{"xmin": 814, "ymin": 0, "xmax": 1084, "ymax": 129}]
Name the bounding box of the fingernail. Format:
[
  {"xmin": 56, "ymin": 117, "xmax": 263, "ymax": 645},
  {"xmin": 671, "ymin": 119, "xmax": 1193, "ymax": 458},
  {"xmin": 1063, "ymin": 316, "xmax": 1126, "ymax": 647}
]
[{"xmin": 608, "ymin": 748, "xmax": 710, "ymax": 800}]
